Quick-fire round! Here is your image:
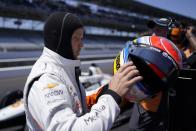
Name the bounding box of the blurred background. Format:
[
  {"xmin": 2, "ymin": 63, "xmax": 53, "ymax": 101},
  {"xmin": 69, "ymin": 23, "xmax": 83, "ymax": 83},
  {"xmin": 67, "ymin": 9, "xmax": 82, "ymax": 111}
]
[{"xmin": 0, "ymin": 0, "xmax": 195, "ymax": 131}]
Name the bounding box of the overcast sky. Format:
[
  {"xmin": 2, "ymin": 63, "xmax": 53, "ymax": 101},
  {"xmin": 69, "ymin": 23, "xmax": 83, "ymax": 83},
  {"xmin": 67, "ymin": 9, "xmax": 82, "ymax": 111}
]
[{"xmin": 136, "ymin": 0, "xmax": 196, "ymax": 20}]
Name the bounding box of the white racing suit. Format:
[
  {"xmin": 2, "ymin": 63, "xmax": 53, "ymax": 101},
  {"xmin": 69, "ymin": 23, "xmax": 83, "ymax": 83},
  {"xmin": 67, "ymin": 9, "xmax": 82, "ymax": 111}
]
[{"xmin": 23, "ymin": 47, "xmax": 120, "ymax": 131}]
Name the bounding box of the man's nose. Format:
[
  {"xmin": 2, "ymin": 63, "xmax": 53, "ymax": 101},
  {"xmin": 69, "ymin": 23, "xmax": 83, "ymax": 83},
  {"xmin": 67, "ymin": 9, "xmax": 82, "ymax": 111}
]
[{"xmin": 80, "ymin": 42, "xmax": 84, "ymax": 48}]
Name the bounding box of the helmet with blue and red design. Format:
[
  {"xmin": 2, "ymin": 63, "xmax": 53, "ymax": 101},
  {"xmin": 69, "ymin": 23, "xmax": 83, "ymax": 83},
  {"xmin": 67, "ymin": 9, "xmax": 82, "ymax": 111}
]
[{"xmin": 113, "ymin": 36, "xmax": 182, "ymax": 102}]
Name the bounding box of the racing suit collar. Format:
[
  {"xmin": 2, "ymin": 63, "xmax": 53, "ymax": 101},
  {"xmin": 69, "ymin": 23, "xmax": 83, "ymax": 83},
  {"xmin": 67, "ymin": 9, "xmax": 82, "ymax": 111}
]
[{"xmin": 42, "ymin": 47, "xmax": 81, "ymax": 68}]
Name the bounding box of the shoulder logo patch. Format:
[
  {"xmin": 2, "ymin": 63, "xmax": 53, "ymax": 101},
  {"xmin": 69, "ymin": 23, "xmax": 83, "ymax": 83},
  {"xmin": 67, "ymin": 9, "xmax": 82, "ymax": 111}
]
[{"xmin": 43, "ymin": 83, "xmax": 58, "ymax": 90}]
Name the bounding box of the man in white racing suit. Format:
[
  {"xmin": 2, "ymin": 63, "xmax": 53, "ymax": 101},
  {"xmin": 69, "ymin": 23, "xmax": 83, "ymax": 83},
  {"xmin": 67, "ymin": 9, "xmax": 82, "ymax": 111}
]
[{"xmin": 23, "ymin": 12, "xmax": 142, "ymax": 131}]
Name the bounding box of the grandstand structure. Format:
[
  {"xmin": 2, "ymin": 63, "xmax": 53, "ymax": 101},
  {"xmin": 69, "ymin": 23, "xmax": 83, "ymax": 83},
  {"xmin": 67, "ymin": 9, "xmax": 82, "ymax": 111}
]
[
  {"xmin": 0, "ymin": 0, "xmax": 195, "ymax": 52},
  {"xmin": 0, "ymin": 0, "xmax": 195, "ymax": 32}
]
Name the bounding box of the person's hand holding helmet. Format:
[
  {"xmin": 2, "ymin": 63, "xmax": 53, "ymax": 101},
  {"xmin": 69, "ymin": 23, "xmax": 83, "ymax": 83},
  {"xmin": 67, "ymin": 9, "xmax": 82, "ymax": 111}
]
[
  {"xmin": 85, "ymin": 62, "xmax": 142, "ymax": 109},
  {"xmin": 109, "ymin": 62, "xmax": 143, "ymax": 98}
]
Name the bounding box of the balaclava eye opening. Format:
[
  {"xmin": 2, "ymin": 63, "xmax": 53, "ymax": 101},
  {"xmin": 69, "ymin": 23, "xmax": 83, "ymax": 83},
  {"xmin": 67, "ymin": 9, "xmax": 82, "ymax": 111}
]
[{"xmin": 43, "ymin": 12, "xmax": 83, "ymax": 60}]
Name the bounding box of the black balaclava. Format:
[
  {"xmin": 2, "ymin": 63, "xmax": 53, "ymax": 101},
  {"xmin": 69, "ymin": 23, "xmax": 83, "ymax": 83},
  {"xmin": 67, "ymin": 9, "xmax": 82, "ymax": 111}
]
[{"xmin": 44, "ymin": 12, "xmax": 83, "ymax": 60}]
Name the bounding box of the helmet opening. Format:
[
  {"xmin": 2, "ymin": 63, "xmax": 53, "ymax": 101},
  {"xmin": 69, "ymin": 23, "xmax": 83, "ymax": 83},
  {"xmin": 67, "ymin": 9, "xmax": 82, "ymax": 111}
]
[
  {"xmin": 129, "ymin": 53, "xmax": 167, "ymax": 94},
  {"xmin": 128, "ymin": 44, "xmax": 179, "ymax": 91}
]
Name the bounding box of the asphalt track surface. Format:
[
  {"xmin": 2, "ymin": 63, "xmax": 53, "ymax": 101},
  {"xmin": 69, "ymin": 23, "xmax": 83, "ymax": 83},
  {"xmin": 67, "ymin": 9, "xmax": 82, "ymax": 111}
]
[{"xmin": 0, "ymin": 50, "xmax": 120, "ymax": 60}]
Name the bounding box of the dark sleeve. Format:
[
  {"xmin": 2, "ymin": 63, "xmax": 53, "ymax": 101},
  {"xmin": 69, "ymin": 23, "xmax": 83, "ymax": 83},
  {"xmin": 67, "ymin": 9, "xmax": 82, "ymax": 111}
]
[
  {"xmin": 129, "ymin": 92, "xmax": 168, "ymax": 131},
  {"xmin": 96, "ymin": 84, "xmax": 122, "ymax": 105}
]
